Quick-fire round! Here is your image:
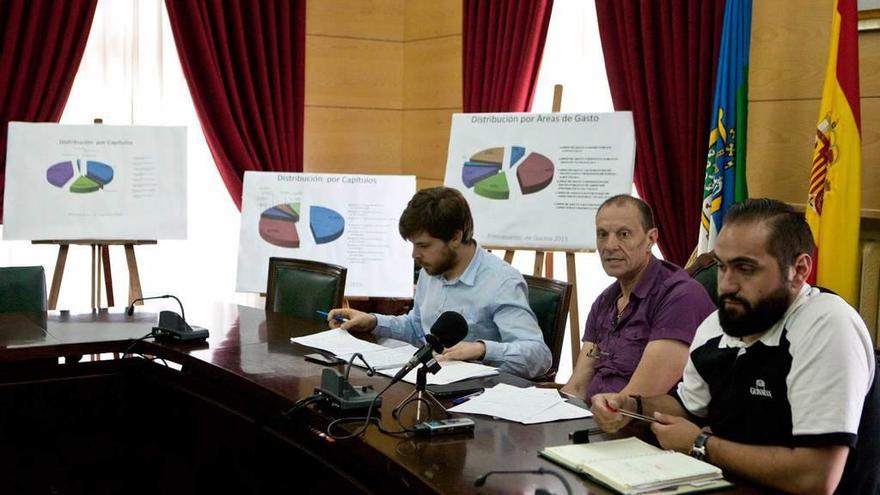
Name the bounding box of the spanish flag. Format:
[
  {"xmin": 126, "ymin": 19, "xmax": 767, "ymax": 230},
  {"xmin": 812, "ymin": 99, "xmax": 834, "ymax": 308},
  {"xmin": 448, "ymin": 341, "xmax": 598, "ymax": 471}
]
[{"xmin": 805, "ymin": 0, "xmax": 861, "ymax": 305}]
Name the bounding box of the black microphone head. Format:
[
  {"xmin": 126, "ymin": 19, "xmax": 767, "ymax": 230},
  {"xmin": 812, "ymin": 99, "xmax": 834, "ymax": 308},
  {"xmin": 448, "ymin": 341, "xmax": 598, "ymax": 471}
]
[
  {"xmin": 473, "ymin": 474, "xmax": 489, "ymax": 487},
  {"xmin": 429, "ymin": 311, "xmax": 468, "ymax": 349},
  {"xmin": 125, "ymin": 305, "xmax": 134, "ymax": 316}
]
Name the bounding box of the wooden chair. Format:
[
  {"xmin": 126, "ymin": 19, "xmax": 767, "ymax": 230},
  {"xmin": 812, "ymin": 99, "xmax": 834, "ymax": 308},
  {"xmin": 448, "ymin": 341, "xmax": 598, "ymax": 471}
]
[
  {"xmin": 265, "ymin": 258, "xmax": 347, "ymax": 321},
  {"xmin": 523, "ymin": 274, "xmax": 572, "ymax": 382}
]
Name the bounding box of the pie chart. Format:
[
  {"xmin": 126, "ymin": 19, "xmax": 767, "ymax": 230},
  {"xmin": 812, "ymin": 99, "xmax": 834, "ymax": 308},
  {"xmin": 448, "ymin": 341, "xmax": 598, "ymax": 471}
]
[
  {"xmin": 462, "ymin": 146, "xmax": 554, "ymax": 200},
  {"xmin": 258, "ymin": 203, "xmax": 346, "ymax": 248},
  {"xmin": 46, "ymin": 159, "xmax": 114, "ymax": 193}
]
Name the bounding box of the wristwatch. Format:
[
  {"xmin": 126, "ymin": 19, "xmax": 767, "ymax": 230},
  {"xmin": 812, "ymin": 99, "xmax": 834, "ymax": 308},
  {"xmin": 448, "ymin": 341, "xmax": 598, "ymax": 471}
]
[{"xmin": 690, "ymin": 431, "xmax": 712, "ymax": 461}]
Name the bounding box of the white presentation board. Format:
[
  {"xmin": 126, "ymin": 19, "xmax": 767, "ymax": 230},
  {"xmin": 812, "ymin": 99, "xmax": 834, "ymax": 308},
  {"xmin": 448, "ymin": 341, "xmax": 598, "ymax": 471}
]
[
  {"xmin": 236, "ymin": 172, "xmax": 415, "ymax": 298},
  {"xmin": 2, "ymin": 122, "xmax": 187, "ymax": 240},
  {"xmin": 444, "ymin": 112, "xmax": 635, "ymax": 250}
]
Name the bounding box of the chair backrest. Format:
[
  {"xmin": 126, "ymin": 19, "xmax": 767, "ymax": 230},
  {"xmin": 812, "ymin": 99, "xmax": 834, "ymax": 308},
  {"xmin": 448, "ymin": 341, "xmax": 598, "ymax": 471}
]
[
  {"xmin": 523, "ymin": 274, "xmax": 572, "ymax": 380},
  {"xmin": 0, "ymin": 266, "xmax": 47, "ymax": 313},
  {"xmin": 265, "ymin": 258, "xmax": 347, "ymax": 320},
  {"xmin": 686, "ymin": 252, "xmax": 719, "ymax": 307}
]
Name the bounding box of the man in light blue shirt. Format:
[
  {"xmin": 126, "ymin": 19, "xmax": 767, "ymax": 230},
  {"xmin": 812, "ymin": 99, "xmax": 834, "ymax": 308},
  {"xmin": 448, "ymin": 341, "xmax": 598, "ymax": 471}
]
[{"xmin": 328, "ymin": 187, "xmax": 551, "ymax": 379}]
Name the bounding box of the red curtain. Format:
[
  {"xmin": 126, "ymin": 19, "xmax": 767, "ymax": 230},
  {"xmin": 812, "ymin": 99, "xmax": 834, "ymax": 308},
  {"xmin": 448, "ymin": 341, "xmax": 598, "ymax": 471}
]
[
  {"xmin": 596, "ymin": 0, "xmax": 725, "ymax": 266},
  {"xmin": 463, "ymin": 0, "xmax": 554, "ymax": 112},
  {"xmin": 165, "ymin": 0, "xmax": 306, "ymax": 209},
  {"xmin": 0, "ymin": 0, "xmax": 97, "ymax": 222}
]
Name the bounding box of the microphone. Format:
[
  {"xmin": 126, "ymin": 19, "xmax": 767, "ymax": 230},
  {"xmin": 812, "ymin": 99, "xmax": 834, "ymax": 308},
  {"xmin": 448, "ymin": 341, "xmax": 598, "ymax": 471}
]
[
  {"xmin": 474, "ymin": 468, "xmax": 573, "ymax": 495},
  {"xmin": 126, "ymin": 294, "xmax": 185, "ymax": 320},
  {"xmin": 127, "ymin": 294, "xmax": 209, "ymax": 342},
  {"xmin": 390, "ymin": 311, "xmax": 468, "ymax": 384}
]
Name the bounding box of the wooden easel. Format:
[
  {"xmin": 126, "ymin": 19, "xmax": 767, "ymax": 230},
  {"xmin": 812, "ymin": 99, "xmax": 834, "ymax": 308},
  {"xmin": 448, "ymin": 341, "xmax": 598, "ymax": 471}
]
[
  {"xmin": 33, "ymin": 240, "xmax": 156, "ymax": 310},
  {"xmin": 487, "ymin": 85, "xmax": 591, "ymax": 364}
]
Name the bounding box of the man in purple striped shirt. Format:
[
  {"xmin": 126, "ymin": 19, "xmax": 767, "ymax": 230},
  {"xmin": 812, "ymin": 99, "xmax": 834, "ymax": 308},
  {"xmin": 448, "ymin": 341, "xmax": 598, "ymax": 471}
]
[{"xmin": 561, "ymin": 195, "xmax": 715, "ymax": 402}]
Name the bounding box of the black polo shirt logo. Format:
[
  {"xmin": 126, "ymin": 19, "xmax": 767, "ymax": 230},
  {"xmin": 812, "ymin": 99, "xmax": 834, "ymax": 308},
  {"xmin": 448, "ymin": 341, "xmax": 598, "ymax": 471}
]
[{"xmin": 750, "ymin": 379, "xmax": 773, "ymax": 398}]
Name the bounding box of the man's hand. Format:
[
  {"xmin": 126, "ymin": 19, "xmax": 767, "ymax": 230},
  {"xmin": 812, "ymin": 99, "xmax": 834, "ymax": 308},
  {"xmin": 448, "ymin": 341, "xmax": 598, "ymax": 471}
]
[
  {"xmin": 590, "ymin": 393, "xmax": 634, "ymax": 432},
  {"xmin": 650, "ymin": 412, "xmax": 702, "ymax": 454},
  {"xmin": 437, "ymin": 341, "xmax": 486, "ymax": 362},
  {"xmin": 326, "ymin": 308, "xmax": 377, "ymax": 333}
]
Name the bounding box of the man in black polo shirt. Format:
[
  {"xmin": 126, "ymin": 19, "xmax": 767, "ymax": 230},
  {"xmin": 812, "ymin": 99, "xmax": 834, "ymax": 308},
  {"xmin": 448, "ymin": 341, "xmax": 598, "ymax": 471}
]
[{"xmin": 592, "ymin": 199, "xmax": 877, "ymax": 494}]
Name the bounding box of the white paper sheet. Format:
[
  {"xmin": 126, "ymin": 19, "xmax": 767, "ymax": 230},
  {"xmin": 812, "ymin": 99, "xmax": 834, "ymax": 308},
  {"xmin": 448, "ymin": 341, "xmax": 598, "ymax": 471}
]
[
  {"xmin": 290, "ymin": 328, "xmax": 386, "ymax": 356},
  {"xmin": 448, "ymin": 383, "xmax": 592, "ymax": 424}
]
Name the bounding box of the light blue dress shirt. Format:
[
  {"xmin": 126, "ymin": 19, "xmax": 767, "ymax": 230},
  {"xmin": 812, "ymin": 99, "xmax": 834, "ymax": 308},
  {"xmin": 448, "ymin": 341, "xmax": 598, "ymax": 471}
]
[{"xmin": 373, "ymin": 245, "xmax": 551, "ymax": 379}]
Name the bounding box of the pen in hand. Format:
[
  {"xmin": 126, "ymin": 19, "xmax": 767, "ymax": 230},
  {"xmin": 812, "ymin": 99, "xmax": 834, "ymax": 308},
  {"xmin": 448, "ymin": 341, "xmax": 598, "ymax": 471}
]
[
  {"xmin": 316, "ymin": 310, "xmax": 348, "ymax": 323},
  {"xmin": 607, "ymin": 405, "xmax": 657, "ymax": 423}
]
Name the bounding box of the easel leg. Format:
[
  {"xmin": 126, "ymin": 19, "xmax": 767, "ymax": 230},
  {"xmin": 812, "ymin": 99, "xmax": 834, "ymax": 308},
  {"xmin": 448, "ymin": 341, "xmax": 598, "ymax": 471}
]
[
  {"xmin": 102, "ymin": 246, "xmax": 114, "ymax": 307},
  {"xmin": 504, "ymin": 250, "xmax": 515, "ymax": 264},
  {"xmin": 48, "ymin": 245, "xmax": 69, "ymax": 310},
  {"xmin": 533, "ymin": 251, "xmax": 545, "ymax": 277},
  {"xmin": 91, "ymin": 244, "xmax": 97, "ymax": 310},
  {"xmin": 125, "ymin": 244, "xmax": 144, "ymax": 306},
  {"xmin": 566, "ymin": 252, "xmax": 581, "ymax": 364}
]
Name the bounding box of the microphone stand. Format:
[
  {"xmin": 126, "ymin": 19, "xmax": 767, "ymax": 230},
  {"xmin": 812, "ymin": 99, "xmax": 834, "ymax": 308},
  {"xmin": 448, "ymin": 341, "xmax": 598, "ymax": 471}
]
[{"xmin": 393, "ymin": 365, "xmax": 450, "ymax": 422}]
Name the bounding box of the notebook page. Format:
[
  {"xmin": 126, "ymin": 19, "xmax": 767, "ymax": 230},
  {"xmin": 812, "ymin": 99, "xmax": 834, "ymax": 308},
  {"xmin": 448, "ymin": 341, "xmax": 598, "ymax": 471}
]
[
  {"xmin": 588, "ymin": 451, "xmax": 722, "ymax": 491},
  {"xmin": 542, "ymin": 437, "xmax": 661, "ymax": 465}
]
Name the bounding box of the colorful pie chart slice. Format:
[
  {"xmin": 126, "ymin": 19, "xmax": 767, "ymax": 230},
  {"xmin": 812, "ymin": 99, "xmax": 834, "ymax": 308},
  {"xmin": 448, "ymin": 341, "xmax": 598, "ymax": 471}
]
[
  {"xmin": 516, "ymin": 153, "xmax": 555, "ymax": 194},
  {"xmin": 259, "ymin": 202, "xmax": 301, "ymax": 248},
  {"xmin": 473, "ymin": 171, "xmax": 510, "ymax": 200},
  {"xmin": 310, "ymin": 206, "xmax": 345, "ymax": 244},
  {"xmin": 47, "ymin": 161, "xmax": 75, "ymax": 188},
  {"xmin": 70, "ymin": 176, "xmax": 102, "ymax": 193},
  {"xmin": 86, "ymin": 161, "xmax": 113, "ymax": 185}
]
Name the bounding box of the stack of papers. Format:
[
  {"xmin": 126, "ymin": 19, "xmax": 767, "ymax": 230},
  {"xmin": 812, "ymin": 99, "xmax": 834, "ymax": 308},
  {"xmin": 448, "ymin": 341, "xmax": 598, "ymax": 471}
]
[
  {"xmin": 448, "ymin": 383, "xmax": 592, "ymax": 424},
  {"xmin": 291, "ymin": 329, "xmax": 499, "ymax": 384}
]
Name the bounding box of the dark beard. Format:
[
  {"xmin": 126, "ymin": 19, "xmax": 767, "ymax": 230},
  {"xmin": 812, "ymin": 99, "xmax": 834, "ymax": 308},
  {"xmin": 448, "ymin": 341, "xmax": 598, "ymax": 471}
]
[
  {"xmin": 423, "ymin": 247, "xmax": 457, "ymax": 276},
  {"xmin": 718, "ymin": 285, "xmax": 790, "ymax": 338}
]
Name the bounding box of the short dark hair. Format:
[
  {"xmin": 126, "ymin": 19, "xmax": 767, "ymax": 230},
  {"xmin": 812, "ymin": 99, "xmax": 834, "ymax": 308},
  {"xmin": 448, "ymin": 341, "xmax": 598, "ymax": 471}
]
[
  {"xmin": 597, "ymin": 194, "xmax": 655, "ymax": 231},
  {"xmin": 722, "ymin": 198, "xmax": 815, "ymax": 272},
  {"xmin": 399, "ymin": 187, "xmax": 474, "ymax": 243}
]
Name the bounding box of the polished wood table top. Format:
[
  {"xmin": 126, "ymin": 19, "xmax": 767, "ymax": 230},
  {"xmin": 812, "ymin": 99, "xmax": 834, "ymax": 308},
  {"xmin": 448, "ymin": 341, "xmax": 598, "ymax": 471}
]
[{"xmin": 0, "ymin": 305, "xmax": 760, "ymax": 494}]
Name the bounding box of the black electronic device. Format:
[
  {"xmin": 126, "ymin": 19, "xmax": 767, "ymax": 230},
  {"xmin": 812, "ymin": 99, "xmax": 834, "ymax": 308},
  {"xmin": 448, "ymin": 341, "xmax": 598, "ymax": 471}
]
[
  {"xmin": 304, "ymin": 352, "xmax": 345, "ymax": 366},
  {"xmin": 314, "ymin": 353, "xmax": 381, "ymax": 411},
  {"xmin": 127, "ymin": 294, "xmax": 209, "ymax": 342},
  {"xmin": 413, "ymin": 417, "xmax": 475, "ymax": 436},
  {"xmin": 427, "ymin": 383, "xmax": 484, "ymax": 399}
]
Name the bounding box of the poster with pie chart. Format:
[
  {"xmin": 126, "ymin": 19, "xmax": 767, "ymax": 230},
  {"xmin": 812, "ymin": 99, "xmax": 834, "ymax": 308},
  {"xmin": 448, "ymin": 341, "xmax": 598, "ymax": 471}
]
[
  {"xmin": 2, "ymin": 122, "xmax": 187, "ymax": 240},
  {"xmin": 237, "ymin": 172, "xmax": 415, "ymax": 298},
  {"xmin": 444, "ymin": 112, "xmax": 635, "ymax": 250}
]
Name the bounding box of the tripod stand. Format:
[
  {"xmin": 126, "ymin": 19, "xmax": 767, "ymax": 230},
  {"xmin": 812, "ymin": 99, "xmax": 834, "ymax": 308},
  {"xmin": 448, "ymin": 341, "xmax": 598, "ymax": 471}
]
[{"xmin": 392, "ymin": 365, "xmax": 450, "ymax": 422}]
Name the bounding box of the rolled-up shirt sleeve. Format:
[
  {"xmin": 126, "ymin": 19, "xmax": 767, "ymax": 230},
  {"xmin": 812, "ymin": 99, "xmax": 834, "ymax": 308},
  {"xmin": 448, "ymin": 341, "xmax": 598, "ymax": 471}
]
[{"xmin": 481, "ymin": 277, "xmax": 551, "ymax": 379}]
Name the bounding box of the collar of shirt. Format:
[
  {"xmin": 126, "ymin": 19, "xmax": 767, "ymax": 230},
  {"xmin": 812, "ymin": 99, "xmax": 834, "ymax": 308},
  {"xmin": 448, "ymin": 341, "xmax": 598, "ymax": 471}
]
[
  {"xmin": 718, "ymin": 284, "xmax": 814, "ymax": 349},
  {"xmin": 441, "ymin": 242, "xmax": 482, "ymax": 287},
  {"xmin": 603, "ymin": 255, "xmax": 661, "ymax": 304}
]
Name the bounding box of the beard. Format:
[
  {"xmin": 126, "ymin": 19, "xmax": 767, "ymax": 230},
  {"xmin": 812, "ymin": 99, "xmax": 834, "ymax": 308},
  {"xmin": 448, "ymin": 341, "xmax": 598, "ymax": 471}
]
[
  {"xmin": 718, "ymin": 284, "xmax": 791, "ymax": 338},
  {"xmin": 422, "ymin": 245, "xmax": 458, "ymax": 276}
]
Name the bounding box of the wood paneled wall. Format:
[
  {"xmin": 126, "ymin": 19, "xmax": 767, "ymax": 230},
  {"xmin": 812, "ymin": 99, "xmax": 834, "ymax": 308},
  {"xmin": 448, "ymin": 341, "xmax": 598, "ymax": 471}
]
[
  {"xmin": 303, "ymin": 0, "xmax": 462, "ymax": 190},
  {"xmin": 748, "ymin": 0, "xmax": 880, "ymax": 219}
]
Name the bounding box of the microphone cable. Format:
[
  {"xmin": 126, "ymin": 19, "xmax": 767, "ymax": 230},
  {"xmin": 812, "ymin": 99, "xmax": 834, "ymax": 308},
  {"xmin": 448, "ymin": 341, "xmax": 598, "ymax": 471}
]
[{"xmin": 474, "ymin": 467, "xmax": 573, "ymax": 495}]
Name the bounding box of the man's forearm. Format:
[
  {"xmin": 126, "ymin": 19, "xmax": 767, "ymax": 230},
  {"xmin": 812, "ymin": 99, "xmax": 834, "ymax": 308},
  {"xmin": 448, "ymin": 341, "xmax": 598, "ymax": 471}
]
[
  {"xmin": 639, "ymin": 394, "xmax": 687, "ymax": 417},
  {"xmin": 705, "ymin": 437, "xmax": 848, "ymax": 495}
]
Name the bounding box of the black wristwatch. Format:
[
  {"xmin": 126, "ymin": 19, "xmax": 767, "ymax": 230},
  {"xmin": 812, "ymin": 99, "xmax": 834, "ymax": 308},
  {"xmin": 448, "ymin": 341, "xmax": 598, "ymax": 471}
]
[{"xmin": 690, "ymin": 431, "xmax": 712, "ymax": 461}]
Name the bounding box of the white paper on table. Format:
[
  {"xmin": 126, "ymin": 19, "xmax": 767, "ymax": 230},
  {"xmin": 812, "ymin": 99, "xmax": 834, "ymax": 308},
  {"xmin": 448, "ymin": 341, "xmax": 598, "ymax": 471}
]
[
  {"xmin": 339, "ymin": 343, "xmax": 420, "ymax": 370},
  {"xmin": 448, "ymin": 383, "xmax": 592, "ymax": 424},
  {"xmin": 290, "ymin": 328, "xmax": 386, "ymax": 356},
  {"xmin": 377, "ymin": 360, "xmax": 498, "ymax": 385}
]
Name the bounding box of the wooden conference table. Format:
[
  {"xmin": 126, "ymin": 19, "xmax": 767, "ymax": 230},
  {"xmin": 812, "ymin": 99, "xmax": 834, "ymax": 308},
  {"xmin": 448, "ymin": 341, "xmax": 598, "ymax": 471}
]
[{"xmin": 0, "ymin": 305, "xmax": 760, "ymax": 494}]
